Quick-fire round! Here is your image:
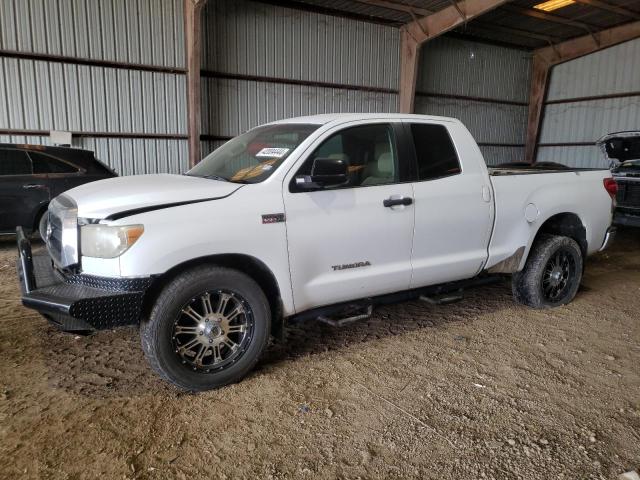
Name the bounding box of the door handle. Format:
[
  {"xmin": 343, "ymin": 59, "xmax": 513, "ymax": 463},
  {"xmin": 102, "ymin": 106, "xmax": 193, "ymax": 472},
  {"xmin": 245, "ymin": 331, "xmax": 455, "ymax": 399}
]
[
  {"xmin": 383, "ymin": 196, "xmax": 413, "ymax": 207},
  {"xmin": 23, "ymin": 184, "xmax": 46, "ymax": 189}
]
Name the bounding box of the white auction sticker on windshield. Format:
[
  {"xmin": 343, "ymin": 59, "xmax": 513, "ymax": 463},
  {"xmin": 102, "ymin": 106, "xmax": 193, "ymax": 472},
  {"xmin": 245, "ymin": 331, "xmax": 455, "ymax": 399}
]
[{"xmin": 255, "ymin": 147, "xmax": 289, "ymax": 158}]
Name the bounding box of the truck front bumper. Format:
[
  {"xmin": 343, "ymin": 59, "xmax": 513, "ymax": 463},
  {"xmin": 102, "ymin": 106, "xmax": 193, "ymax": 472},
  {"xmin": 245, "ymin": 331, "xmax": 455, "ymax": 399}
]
[{"xmin": 16, "ymin": 227, "xmax": 152, "ymax": 331}]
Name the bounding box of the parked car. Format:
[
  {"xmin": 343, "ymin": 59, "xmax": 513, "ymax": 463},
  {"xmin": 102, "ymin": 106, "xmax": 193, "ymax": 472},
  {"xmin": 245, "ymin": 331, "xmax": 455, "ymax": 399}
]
[
  {"xmin": 0, "ymin": 144, "xmax": 116, "ymax": 236},
  {"xmin": 16, "ymin": 114, "xmax": 616, "ymax": 391},
  {"xmin": 597, "ymin": 131, "xmax": 640, "ymax": 227}
]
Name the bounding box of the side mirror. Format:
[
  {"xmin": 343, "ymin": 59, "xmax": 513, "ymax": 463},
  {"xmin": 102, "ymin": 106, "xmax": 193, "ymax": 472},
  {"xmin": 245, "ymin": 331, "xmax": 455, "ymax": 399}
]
[{"xmin": 295, "ymin": 157, "xmax": 348, "ymax": 189}]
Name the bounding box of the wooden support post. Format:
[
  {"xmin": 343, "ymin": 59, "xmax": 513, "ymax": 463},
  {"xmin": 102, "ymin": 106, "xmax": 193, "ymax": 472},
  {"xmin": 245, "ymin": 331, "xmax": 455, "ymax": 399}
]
[
  {"xmin": 185, "ymin": 0, "xmax": 207, "ymax": 168},
  {"xmin": 397, "ymin": 0, "xmax": 509, "ymax": 114},
  {"xmin": 524, "ymin": 56, "xmax": 550, "ymax": 164},
  {"xmin": 525, "ymin": 20, "xmax": 640, "ymax": 163},
  {"xmin": 399, "ymin": 29, "xmax": 420, "ymax": 114}
]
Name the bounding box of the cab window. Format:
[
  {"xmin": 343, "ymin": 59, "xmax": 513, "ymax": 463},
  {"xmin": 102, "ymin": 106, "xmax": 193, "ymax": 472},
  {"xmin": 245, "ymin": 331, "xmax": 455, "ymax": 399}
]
[
  {"xmin": 410, "ymin": 123, "xmax": 461, "ymax": 181},
  {"xmin": 0, "ymin": 149, "xmax": 32, "ymax": 175},
  {"xmin": 293, "ymin": 123, "xmax": 398, "ymax": 190}
]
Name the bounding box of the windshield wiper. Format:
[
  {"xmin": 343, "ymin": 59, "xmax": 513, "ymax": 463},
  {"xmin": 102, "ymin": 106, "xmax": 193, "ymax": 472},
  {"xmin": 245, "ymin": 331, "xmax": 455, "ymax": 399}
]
[
  {"xmin": 186, "ymin": 173, "xmax": 252, "ymax": 184},
  {"xmin": 202, "ymin": 174, "xmax": 230, "ymax": 182}
]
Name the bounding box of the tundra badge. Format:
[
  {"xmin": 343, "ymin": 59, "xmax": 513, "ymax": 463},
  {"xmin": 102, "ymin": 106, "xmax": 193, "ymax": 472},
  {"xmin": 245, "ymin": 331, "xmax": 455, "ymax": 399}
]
[
  {"xmin": 262, "ymin": 213, "xmax": 286, "ymax": 224},
  {"xmin": 332, "ymin": 261, "xmax": 371, "ymax": 271}
]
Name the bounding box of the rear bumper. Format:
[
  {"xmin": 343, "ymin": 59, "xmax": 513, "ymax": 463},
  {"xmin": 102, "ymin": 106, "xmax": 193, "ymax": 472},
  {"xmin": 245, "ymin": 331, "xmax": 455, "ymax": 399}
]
[
  {"xmin": 599, "ymin": 226, "xmax": 617, "ymax": 252},
  {"xmin": 613, "ymin": 211, "xmax": 640, "ymax": 228},
  {"xmin": 16, "ymin": 227, "xmax": 152, "ymax": 331}
]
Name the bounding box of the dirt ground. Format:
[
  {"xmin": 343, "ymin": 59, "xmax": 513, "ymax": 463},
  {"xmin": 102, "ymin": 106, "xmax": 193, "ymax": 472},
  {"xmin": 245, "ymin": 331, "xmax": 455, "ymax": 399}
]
[{"xmin": 0, "ymin": 230, "xmax": 639, "ymax": 480}]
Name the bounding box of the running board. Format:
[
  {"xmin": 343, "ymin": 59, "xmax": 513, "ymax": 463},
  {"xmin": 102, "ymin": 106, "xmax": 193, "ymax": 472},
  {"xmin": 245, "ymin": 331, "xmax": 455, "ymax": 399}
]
[
  {"xmin": 420, "ymin": 289, "xmax": 464, "ymax": 305},
  {"xmin": 317, "ymin": 305, "xmax": 373, "ymax": 327}
]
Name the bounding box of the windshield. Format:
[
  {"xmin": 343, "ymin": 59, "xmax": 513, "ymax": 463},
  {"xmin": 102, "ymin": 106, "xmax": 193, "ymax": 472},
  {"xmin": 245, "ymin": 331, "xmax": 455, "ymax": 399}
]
[{"xmin": 187, "ymin": 124, "xmax": 319, "ymax": 183}]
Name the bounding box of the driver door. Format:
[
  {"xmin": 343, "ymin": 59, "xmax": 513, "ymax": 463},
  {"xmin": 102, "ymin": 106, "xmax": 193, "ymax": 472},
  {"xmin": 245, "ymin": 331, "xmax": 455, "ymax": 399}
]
[{"xmin": 283, "ymin": 122, "xmax": 415, "ymax": 313}]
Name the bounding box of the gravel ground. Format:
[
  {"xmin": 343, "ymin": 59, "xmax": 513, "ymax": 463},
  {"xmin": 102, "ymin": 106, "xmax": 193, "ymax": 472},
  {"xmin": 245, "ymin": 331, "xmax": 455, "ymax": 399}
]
[{"xmin": 0, "ymin": 230, "xmax": 639, "ymax": 479}]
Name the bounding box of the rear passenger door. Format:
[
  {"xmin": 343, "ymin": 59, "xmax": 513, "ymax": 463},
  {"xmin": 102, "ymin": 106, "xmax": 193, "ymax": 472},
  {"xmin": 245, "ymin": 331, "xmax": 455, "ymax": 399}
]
[
  {"xmin": 407, "ymin": 121, "xmax": 494, "ymax": 288},
  {"xmin": 0, "ymin": 148, "xmax": 49, "ymax": 233},
  {"xmin": 30, "ymin": 151, "xmax": 83, "ymax": 198}
]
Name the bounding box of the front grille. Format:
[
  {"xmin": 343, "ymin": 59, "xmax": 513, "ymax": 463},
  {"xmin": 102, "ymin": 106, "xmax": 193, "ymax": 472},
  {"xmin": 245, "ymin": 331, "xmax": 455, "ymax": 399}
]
[
  {"xmin": 47, "ymin": 209, "xmax": 64, "ymax": 265},
  {"xmin": 617, "ymin": 181, "xmax": 640, "ymax": 207},
  {"xmin": 46, "ymin": 195, "xmax": 79, "ymax": 268}
]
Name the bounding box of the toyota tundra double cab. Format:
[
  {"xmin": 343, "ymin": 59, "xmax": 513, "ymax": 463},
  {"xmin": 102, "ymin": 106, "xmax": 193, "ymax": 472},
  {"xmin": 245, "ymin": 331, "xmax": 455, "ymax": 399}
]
[{"xmin": 17, "ymin": 114, "xmax": 617, "ymax": 391}]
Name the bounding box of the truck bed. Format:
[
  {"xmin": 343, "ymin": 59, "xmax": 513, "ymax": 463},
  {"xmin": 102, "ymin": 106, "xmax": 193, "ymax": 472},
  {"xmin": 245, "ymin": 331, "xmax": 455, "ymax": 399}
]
[{"xmin": 486, "ymin": 166, "xmax": 613, "ymax": 273}]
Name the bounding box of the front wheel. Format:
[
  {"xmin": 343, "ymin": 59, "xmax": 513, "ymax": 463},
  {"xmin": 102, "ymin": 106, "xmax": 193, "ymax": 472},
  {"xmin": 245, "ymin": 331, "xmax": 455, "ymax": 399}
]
[
  {"xmin": 512, "ymin": 234, "xmax": 583, "ymax": 309},
  {"xmin": 140, "ymin": 266, "xmax": 271, "ymax": 391}
]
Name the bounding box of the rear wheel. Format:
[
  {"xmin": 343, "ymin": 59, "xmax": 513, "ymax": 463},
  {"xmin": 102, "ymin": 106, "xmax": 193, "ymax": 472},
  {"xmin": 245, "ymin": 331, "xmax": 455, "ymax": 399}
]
[
  {"xmin": 512, "ymin": 234, "xmax": 583, "ymax": 309},
  {"xmin": 140, "ymin": 266, "xmax": 271, "ymax": 391}
]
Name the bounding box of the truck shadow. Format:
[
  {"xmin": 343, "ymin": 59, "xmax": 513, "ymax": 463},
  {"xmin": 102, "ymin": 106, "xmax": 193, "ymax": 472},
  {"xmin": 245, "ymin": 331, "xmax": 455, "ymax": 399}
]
[
  {"xmin": 259, "ymin": 279, "xmax": 515, "ymax": 367},
  {"xmin": 34, "ymin": 280, "xmax": 516, "ymax": 399},
  {"xmin": 25, "ymin": 227, "xmax": 639, "ymax": 399}
]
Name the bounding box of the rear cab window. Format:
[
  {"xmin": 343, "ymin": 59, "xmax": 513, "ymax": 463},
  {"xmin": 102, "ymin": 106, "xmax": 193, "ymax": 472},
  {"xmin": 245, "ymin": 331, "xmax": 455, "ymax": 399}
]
[
  {"xmin": 409, "ymin": 123, "xmax": 461, "ymax": 181},
  {"xmin": 0, "ymin": 149, "xmax": 32, "ymax": 175}
]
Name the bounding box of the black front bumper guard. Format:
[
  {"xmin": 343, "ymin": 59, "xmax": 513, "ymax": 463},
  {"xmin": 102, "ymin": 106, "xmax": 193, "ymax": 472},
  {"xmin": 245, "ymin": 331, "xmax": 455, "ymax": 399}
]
[{"xmin": 16, "ymin": 227, "xmax": 152, "ymax": 331}]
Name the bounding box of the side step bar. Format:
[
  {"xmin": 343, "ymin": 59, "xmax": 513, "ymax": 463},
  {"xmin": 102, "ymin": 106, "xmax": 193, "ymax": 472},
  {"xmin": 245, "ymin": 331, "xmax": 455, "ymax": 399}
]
[
  {"xmin": 420, "ymin": 289, "xmax": 464, "ymax": 305},
  {"xmin": 288, "ymin": 275, "xmax": 502, "ymax": 325},
  {"xmin": 317, "ymin": 305, "xmax": 373, "ymax": 327}
]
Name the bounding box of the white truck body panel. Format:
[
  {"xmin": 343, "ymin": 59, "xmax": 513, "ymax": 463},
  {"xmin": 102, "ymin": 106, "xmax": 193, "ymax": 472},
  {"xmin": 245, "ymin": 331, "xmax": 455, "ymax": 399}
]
[
  {"xmin": 487, "ymin": 170, "xmax": 613, "ymax": 270},
  {"xmin": 408, "ymin": 119, "xmax": 495, "ymax": 288},
  {"xmin": 60, "ymin": 113, "xmax": 614, "ymax": 317},
  {"xmin": 71, "ymin": 174, "xmax": 241, "ymax": 219}
]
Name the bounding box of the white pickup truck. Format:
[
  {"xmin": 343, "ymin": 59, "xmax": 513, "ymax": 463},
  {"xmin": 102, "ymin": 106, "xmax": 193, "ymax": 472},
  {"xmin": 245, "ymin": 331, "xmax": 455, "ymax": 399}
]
[{"xmin": 17, "ymin": 113, "xmax": 617, "ymax": 391}]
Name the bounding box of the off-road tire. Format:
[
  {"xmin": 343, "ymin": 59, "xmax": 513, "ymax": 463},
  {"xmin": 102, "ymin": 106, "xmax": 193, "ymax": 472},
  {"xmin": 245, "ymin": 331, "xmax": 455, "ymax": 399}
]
[
  {"xmin": 512, "ymin": 234, "xmax": 583, "ymax": 309},
  {"xmin": 140, "ymin": 266, "xmax": 271, "ymax": 392}
]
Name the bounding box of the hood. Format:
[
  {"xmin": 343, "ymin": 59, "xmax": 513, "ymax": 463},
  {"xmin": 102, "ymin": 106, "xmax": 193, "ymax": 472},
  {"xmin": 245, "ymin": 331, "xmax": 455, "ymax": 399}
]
[
  {"xmin": 64, "ymin": 174, "xmax": 243, "ymax": 219},
  {"xmin": 597, "ymin": 131, "xmax": 640, "ymax": 163}
]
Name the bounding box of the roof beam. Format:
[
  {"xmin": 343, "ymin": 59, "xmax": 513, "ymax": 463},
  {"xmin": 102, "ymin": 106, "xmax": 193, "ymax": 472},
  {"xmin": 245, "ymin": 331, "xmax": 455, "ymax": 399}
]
[
  {"xmin": 355, "ymin": 0, "xmax": 560, "ymax": 45},
  {"xmin": 536, "ymin": 19, "xmax": 640, "ymax": 65},
  {"xmin": 398, "ymin": 0, "xmax": 509, "ymax": 112},
  {"xmin": 403, "ymin": 0, "xmax": 510, "ymax": 44},
  {"xmin": 352, "ymin": 0, "xmax": 431, "ymax": 16},
  {"xmin": 573, "ymin": 0, "xmax": 640, "ymax": 20},
  {"xmin": 502, "ymin": 5, "xmax": 596, "ymax": 33},
  {"xmin": 525, "ymin": 20, "xmax": 640, "ymax": 162},
  {"xmin": 471, "ymin": 21, "xmax": 564, "ymax": 43}
]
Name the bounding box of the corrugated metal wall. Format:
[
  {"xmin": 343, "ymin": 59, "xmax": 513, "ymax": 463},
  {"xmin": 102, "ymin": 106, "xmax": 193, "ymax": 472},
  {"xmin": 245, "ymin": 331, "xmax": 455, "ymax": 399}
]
[
  {"xmin": 0, "ymin": 0, "xmax": 184, "ymax": 66},
  {"xmin": 0, "ymin": 0, "xmax": 188, "ymax": 174},
  {"xmin": 537, "ymin": 38, "xmax": 640, "ymax": 168},
  {"xmin": 413, "ymin": 36, "xmax": 532, "ymax": 166},
  {"xmin": 199, "ymin": 0, "xmax": 400, "ymax": 156}
]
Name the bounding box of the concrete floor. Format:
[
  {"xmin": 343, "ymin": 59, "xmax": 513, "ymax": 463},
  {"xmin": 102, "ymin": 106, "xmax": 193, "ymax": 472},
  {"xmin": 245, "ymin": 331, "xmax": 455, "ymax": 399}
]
[{"xmin": 0, "ymin": 230, "xmax": 639, "ymax": 479}]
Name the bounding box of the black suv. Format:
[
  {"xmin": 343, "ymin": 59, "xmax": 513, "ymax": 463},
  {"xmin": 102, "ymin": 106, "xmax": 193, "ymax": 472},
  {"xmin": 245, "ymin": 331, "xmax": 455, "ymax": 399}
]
[{"xmin": 0, "ymin": 144, "xmax": 116, "ymax": 235}]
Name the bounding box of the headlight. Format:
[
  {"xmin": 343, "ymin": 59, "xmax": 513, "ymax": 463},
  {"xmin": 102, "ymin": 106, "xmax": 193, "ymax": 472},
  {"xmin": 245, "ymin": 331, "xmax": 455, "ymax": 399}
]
[{"xmin": 81, "ymin": 225, "xmax": 144, "ymax": 258}]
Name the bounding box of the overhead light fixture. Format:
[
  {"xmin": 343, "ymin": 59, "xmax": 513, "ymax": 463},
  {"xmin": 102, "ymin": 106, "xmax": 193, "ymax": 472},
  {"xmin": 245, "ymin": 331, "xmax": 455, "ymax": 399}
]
[{"xmin": 533, "ymin": 0, "xmax": 575, "ymax": 11}]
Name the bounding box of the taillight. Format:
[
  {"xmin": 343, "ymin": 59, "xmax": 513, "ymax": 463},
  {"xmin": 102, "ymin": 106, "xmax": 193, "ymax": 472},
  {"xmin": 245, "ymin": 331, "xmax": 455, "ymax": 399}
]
[{"xmin": 603, "ymin": 178, "xmax": 618, "ymax": 200}]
